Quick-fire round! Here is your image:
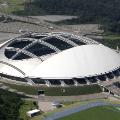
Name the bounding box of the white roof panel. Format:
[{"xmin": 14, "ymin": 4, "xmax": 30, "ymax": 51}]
[{"xmin": 29, "ymin": 44, "xmax": 120, "ymax": 78}]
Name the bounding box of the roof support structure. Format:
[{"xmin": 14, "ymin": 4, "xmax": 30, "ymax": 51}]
[
  {"xmin": 55, "ymin": 35, "xmax": 78, "ymax": 47},
  {"xmin": 8, "ymin": 47, "xmax": 38, "ymax": 59},
  {"xmin": 0, "ymin": 61, "xmax": 25, "ymax": 76}
]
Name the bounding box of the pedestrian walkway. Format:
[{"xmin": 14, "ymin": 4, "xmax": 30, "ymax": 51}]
[{"xmin": 44, "ymin": 101, "xmax": 114, "ymax": 120}]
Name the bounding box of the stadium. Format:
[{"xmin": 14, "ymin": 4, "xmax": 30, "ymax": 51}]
[{"xmin": 0, "ymin": 32, "xmax": 120, "ymax": 87}]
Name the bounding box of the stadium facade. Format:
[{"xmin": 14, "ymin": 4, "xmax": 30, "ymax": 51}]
[{"xmin": 0, "ymin": 32, "xmax": 120, "ymax": 86}]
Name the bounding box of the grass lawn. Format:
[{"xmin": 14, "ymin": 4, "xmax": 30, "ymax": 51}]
[
  {"xmin": 97, "ymin": 33, "xmax": 120, "ymax": 49},
  {"xmin": 19, "ymin": 100, "xmax": 38, "ymax": 120},
  {"xmin": 0, "ymin": 0, "xmax": 27, "ymax": 14},
  {"xmin": 1, "ymin": 82, "xmax": 102, "ymax": 96},
  {"xmin": 58, "ymin": 106, "xmax": 120, "ymax": 120},
  {"xmin": 31, "ymin": 99, "xmax": 120, "ymax": 120}
]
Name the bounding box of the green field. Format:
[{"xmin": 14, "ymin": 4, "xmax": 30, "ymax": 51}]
[
  {"xmin": 1, "ymin": 82, "xmax": 101, "ymax": 96},
  {"xmin": 102, "ymin": 34, "xmax": 120, "ymax": 49},
  {"xmin": 58, "ymin": 106, "xmax": 120, "ymax": 120},
  {"xmin": 0, "ymin": 0, "xmax": 26, "ymax": 14},
  {"xmin": 97, "ymin": 33, "xmax": 120, "ymax": 49}
]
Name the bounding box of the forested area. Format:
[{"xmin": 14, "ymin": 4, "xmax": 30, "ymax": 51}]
[
  {"xmin": 0, "ymin": 89, "xmax": 24, "ymax": 120},
  {"xmin": 16, "ymin": 0, "xmax": 120, "ymax": 33}
]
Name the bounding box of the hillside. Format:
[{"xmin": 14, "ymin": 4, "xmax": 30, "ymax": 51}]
[
  {"xmin": 13, "ymin": 0, "xmax": 120, "ymax": 33},
  {"xmin": 0, "ymin": 0, "xmax": 120, "ymax": 33},
  {"xmin": 20, "ymin": 0, "xmax": 120, "ymax": 21},
  {"xmin": 1, "ymin": 0, "xmax": 120, "ymax": 24}
]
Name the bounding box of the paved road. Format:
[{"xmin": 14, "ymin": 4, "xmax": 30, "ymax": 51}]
[
  {"xmin": 44, "ymin": 101, "xmax": 111, "ymax": 120},
  {"xmin": 38, "ymin": 93, "xmax": 107, "ymax": 102},
  {"xmin": 0, "ymin": 32, "xmax": 19, "ymax": 43}
]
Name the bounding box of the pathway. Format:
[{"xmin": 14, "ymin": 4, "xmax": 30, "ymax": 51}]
[{"xmin": 44, "ymin": 101, "xmax": 116, "ymax": 120}]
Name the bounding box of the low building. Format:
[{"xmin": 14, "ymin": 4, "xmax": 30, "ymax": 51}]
[{"xmin": 27, "ymin": 109, "xmax": 40, "ymax": 117}]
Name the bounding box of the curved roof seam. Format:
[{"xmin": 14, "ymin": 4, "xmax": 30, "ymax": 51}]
[
  {"xmin": 55, "ymin": 35, "xmax": 78, "ymax": 47},
  {"xmin": 7, "ymin": 34, "xmax": 87, "ymax": 55},
  {"xmin": 22, "ymin": 40, "xmax": 37, "ymax": 50},
  {"xmin": 38, "ymin": 40, "xmax": 60, "ymax": 52},
  {"xmin": 50, "ymin": 32, "xmax": 90, "ymax": 44},
  {"xmin": 6, "ymin": 47, "xmax": 32, "ymax": 57},
  {"xmin": 74, "ymin": 35, "xmax": 99, "ymax": 45},
  {"xmin": 14, "ymin": 39, "xmax": 60, "ymax": 60},
  {"xmin": 3, "ymin": 35, "xmax": 104, "ymax": 62},
  {"xmin": 8, "ymin": 38, "xmax": 59, "ymax": 61},
  {"xmin": 18, "ymin": 32, "xmax": 99, "ymax": 45},
  {"xmin": 9, "ymin": 48, "xmax": 38, "ymax": 59},
  {"xmin": 0, "ymin": 60, "xmax": 25, "ymax": 76},
  {"xmin": 9, "ymin": 45, "xmax": 44, "ymax": 61},
  {"xmin": 38, "ymin": 34, "xmax": 77, "ymax": 48},
  {"xmin": 12, "ymin": 38, "xmax": 33, "ymax": 41},
  {"xmin": 73, "ymin": 35, "xmax": 90, "ymax": 44},
  {"xmin": 81, "ymin": 36, "xmax": 99, "ymax": 44},
  {"xmin": 5, "ymin": 33, "xmax": 30, "ymax": 48},
  {"xmin": 10, "ymin": 51, "xmax": 27, "ymax": 60},
  {"xmin": 21, "ymin": 37, "xmax": 61, "ymax": 52}
]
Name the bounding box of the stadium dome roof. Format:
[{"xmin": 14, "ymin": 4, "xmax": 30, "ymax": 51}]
[
  {"xmin": 0, "ymin": 32, "xmax": 120, "ymax": 86},
  {"xmin": 29, "ymin": 44, "xmax": 120, "ymax": 78}
]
